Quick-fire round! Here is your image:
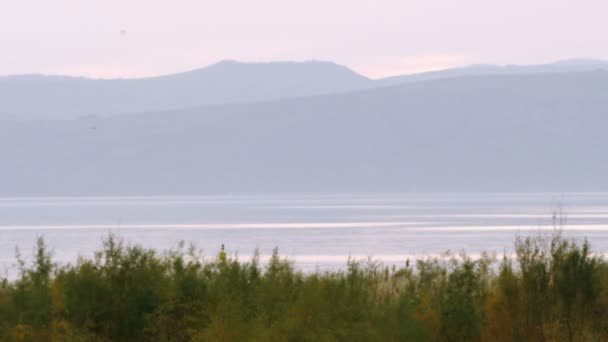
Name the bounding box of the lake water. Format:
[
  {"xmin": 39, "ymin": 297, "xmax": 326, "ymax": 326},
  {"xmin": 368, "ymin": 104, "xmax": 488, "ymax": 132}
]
[{"xmin": 2, "ymin": 193, "xmax": 608, "ymax": 276}]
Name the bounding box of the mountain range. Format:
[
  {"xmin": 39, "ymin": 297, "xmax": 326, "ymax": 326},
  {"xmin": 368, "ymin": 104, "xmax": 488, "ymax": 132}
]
[
  {"xmin": 1, "ymin": 59, "xmax": 608, "ymax": 195},
  {"xmin": 2, "ymin": 59, "xmax": 608, "ymax": 120}
]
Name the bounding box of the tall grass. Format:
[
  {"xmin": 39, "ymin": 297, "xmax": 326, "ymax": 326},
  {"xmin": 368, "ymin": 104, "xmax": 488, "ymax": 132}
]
[{"xmin": 0, "ymin": 231, "xmax": 606, "ymax": 341}]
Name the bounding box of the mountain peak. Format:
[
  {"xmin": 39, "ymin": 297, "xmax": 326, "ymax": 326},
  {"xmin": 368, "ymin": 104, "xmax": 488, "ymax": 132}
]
[
  {"xmin": 0, "ymin": 60, "xmax": 373, "ymax": 120},
  {"xmin": 204, "ymin": 59, "xmax": 358, "ymax": 72}
]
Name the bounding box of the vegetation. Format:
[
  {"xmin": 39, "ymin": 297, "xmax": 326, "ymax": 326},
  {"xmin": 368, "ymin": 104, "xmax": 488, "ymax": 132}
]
[{"xmin": 0, "ymin": 231, "xmax": 607, "ymax": 341}]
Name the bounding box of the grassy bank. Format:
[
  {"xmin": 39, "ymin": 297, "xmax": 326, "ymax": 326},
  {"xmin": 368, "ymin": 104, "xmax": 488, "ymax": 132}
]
[{"xmin": 1, "ymin": 231, "xmax": 607, "ymax": 341}]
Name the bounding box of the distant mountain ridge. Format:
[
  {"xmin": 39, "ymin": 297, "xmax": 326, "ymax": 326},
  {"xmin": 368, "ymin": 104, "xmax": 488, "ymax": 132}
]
[
  {"xmin": 2, "ymin": 70, "xmax": 608, "ymax": 195},
  {"xmin": 2, "ymin": 59, "xmax": 608, "ymax": 120},
  {"xmin": 376, "ymin": 59, "xmax": 608, "ymax": 86},
  {"xmin": 0, "ymin": 60, "xmax": 373, "ymax": 120}
]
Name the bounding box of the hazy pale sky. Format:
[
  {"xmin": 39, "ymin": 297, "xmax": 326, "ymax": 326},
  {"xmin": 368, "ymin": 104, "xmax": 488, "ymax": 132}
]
[{"xmin": 2, "ymin": 0, "xmax": 607, "ymax": 79}]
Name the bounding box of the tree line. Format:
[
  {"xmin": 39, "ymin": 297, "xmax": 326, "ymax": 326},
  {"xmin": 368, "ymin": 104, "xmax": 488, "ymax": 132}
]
[{"xmin": 0, "ymin": 230, "xmax": 606, "ymax": 341}]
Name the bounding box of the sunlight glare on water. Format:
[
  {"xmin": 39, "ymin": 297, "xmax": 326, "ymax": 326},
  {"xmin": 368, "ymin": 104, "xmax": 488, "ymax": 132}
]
[{"xmin": 2, "ymin": 193, "xmax": 608, "ymax": 275}]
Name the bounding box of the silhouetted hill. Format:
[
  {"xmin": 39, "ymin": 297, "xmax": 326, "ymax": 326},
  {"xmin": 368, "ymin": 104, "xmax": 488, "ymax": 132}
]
[
  {"xmin": 0, "ymin": 60, "xmax": 372, "ymax": 120},
  {"xmin": 3, "ymin": 59, "xmax": 608, "ymax": 121},
  {"xmin": 2, "ymin": 71, "xmax": 608, "ymax": 195},
  {"xmin": 376, "ymin": 59, "xmax": 608, "ymax": 86}
]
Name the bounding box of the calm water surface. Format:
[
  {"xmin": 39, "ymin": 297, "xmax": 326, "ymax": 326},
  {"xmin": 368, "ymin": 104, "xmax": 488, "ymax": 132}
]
[{"xmin": 2, "ymin": 193, "xmax": 608, "ymax": 275}]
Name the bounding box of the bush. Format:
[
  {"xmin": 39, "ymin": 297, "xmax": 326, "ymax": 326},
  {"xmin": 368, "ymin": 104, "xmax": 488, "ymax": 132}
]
[{"xmin": 0, "ymin": 232, "xmax": 606, "ymax": 341}]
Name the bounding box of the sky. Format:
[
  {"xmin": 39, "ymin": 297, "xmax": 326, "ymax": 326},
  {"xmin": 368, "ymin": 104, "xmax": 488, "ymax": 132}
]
[{"xmin": 1, "ymin": 0, "xmax": 608, "ymax": 79}]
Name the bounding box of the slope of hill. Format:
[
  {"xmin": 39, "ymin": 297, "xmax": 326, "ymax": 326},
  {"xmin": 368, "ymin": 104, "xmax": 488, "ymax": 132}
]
[
  {"xmin": 2, "ymin": 71, "xmax": 608, "ymax": 195},
  {"xmin": 376, "ymin": 59, "xmax": 608, "ymax": 86},
  {"xmin": 0, "ymin": 60, "xmax": 372, "ymax": 120},
  {"xmin": 3, "ymin": 59, "xmax": 608, "ymax": 121}
]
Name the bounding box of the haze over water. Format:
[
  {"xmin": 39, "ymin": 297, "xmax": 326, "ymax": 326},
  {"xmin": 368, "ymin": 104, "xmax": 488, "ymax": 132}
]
[{"xmin": 2, "ymin": 192, "xmax": 608, "ymax": 276}]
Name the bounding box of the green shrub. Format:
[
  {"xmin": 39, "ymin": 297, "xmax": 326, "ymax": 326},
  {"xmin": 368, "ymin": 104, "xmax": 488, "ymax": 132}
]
[{"xmin": 0, "ymin": 231, "xmax": 606, "ymax": 341}]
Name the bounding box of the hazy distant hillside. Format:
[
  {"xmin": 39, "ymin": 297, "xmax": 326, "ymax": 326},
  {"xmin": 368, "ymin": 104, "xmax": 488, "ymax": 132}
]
[
  {"xmin": 0, "ymin": 61, "xmax": 372, "ymax": 120},
  {"xmin": 376, "ymin": 59, "xmax": 608, "ymax": 86},
  {"xmin": 2, "ymin": 71, "xmax": 608, "ymax": 195},
  {"xmin": 2, "ymin": 59, "xmax": 608, "ymax": 121}
]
